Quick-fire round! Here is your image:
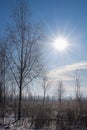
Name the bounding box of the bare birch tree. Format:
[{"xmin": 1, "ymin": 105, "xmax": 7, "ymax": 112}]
[
  {"xmin": 41, "ymin": 72, "xmax": 52, "ymax": 104},
  {"xmin": 0, "ymin": 44, "xmax": 7, "ymax": 122},
  {"xmin": 57, "ymin": 80, "xmax": 64, "ymax": 105},
  {"xmin": 6, "ymin": 0, "xmax": 43, "ymax": 120},
  {"xmin": 74, "ymin": 69, "xmax": 81, "ymax": 118},
  {"xmin": 75, "ymin": 70, "xmax": 81, "ymax": 102}
]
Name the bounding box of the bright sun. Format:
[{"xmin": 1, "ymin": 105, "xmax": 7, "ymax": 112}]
[{"xmin": 53, "ymin": 37, "xmax": 68, "ymax": 51}]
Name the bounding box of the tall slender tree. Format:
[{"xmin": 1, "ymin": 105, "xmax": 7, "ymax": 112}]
[
  {"xmin": 74, "ymin": 69, "xmax": 81, "ymax": 117},
  {"xmin": 41, "ymin": 72, "xmax": 52, "ymax": 104},
  {"xmin": 6, "ymin": 0, "xmax": 43, "ymax": 120},
  {"xmin": 0, "ymin": 44, "xmax": 7, "ymax": 122}
]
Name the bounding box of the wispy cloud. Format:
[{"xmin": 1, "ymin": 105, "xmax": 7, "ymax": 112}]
[{"xmin": 48, "ymin": 61, "xmax": 87, "ymax": 81}]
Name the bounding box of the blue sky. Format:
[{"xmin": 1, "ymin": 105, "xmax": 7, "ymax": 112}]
[
  {"xmin": 0, "ymin": 0, "xmax": 87, "ymax": 97},
  {"xmin": 29, "ymin": 0, "xmax": 87, "ymax": 68}
]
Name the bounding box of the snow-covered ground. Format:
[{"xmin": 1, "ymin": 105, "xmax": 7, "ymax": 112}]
[
  {"xmin": 0, "ymin": 114, "xmax": 87, "ymax": 130},
  {"xmin": 0, "ymin": 114, "xmax": 34, "ymax": 130}
]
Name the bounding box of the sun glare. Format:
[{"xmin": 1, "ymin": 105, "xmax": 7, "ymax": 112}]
[{"xmin": 53, "ymin": 37, "xmax": 68, "ymax": 51}]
